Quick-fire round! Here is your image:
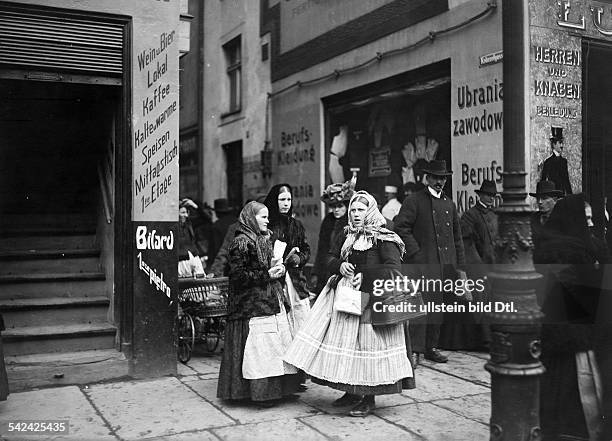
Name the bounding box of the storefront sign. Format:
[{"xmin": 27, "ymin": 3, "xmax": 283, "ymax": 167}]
[
  {"xmin": 368, "ymin": 147, "xmax": 391, "ymax": 177},
  {"xmin": 272, "ymin": 105, "xmax": 321, "ymax": 252},
  {"xmin": 133, "ymin": 29, "xmax": 180, "ymax": 222},
  {"xmin": 556, "ymin": 0, "xmax": 612, "ymax": 36}
]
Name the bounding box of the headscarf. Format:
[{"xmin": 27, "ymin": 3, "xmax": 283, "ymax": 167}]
[
  {"xmin": 263, "ymin": 183, "xmax": 301, "ymax": 242},
  {"xmin": 340, "ymin": 190, "xmax": 405, "ymax": 260},
  {"xmin": 236, "ymin": 201, "xmax": 272, "ymax": 266}
]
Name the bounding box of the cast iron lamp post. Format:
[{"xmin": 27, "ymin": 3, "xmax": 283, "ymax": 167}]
[{"xmin": 485, "ymin": 0, "xmax": 545, "ymax": 440}]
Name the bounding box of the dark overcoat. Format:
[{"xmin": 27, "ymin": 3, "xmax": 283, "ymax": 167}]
[
  {"xmin": 460, "ymin": 203, "xmax": 498, "ymax": 269},
  {"xmin": 541, "ymin": 154, "xmax": 572, "ymax": 195},
  {"xmin": 394, "ymin": 188, "xmax": 465, "ymax": 275},
  {"xmin": 394, "ymin": 188, "xmax": 465, "ymax": 349},
  {"xmin": 226, "ymin": 234, "xmax": 283, "ymax": 321}
]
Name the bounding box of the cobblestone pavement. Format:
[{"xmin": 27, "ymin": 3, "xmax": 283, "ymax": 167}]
[{"xmin": 0, "ymin": 350, "xmax": 492, "ymax": 441}]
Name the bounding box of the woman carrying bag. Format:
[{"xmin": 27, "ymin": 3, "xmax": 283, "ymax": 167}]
[
  {"xmin": 284, "ymin": 191, "xmax": 415, "ymax": 417},
  {"xmin": 216, "ymin": 201, "xmax": 300, "ymax": 407}
]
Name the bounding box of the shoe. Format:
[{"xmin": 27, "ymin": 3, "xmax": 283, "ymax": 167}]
[
  {"xmin": 424, "ymin": 349, "xmax": 448, "ymax": 363},
  {"xmin": 297, "ymin": 384, "xmax": 308, "ymax": 393},
  {"xmin": 253, "ymin": 400, "xmax": 277, "ymax": 408},
  {"xmin": 331, "ymin": 393, "xmax": 362, "ymax": 407},
  {"xmin": 349, "ymin": 398, "xmax": 375, "ymax": 417}
]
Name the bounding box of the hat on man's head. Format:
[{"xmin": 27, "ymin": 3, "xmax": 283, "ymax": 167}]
[
  {"xmin": 550, "ymin": 126, "xmax": 564, "ymax": 142},
  {"xmin": 475, "ymin": 180, "xmax": 499, "ymax": 196},
  {"xmin": 423, "ymin": 160, "xmax": 453, "ymax": 177},
  {"xmin": 384, "ymin": 185, "xmax": 398, "ymax": 194},
  {"xmin": 321, "ymin": 176, "xmax": 356, "ymax": 205},
  {"xmin": 529, "ymin": 180, "xmax": 563, "ymax": 197},
  {"xmin": 213, "ymin": 198, "xmax": 234, "ymax": 213}
]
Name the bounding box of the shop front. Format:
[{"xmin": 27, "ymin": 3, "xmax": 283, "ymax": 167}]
[
  {"xmin": 531, "ymin": 0, "xmax": 612, "ymax": 230},
  {"xmin": 268, "ymin": 0, "xmax": 504, "ymax": 251},
  {"xmin": 0, "ymin": 0, "xmax": 181, "ymax": 384}
]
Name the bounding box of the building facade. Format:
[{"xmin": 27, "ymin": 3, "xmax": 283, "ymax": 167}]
[
  {"xmin": 0, "ymin": 0, "xmax": 188, "ymax": 387},
  {"xmin": 201, "ymin": 0, "xmax": 271, "ymax": 211},
  {"xmin": 259, "ymin": 0, "xmax": 612, "ymax": 252}
]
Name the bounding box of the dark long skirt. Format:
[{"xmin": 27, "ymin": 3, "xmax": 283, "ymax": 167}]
[
  {"xmin": 540, "ymin": 352, "xmax": 589, "ymax": 441},
  {"xmin": 0, "ymin": 334, "xmax": 8, "ymax": 401},
  {"xmin": 216, "ymin": 318, "xmax": 300, "ymax": 402}
]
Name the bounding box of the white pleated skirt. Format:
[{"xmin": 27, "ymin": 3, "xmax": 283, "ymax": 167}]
[{"xmin": 283, "ymin": 283, "xmax": 413, "ymax": 387}]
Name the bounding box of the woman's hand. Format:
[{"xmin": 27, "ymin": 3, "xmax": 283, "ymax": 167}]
[
  {"xmin": 268, "ymin": 264, "xmax": 286, "ymax": 279},
  {"xmin": 340, "ymin": 262, "xmax": 355, "ymax": 278}
]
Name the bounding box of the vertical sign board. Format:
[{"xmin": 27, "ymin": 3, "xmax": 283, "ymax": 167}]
[
  {"xmin": 451, "ymin": 12, "xmax": 504, "ymax": 214},
  {"xmin": 131, "ymin": 2, "xmax": 180, "ymax": 377},
  {"xmin": 272, "ymin": 103, "xmax": 321, "ymax": 257}
]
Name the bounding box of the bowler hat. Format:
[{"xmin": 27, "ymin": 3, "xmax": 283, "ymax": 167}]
[
  {"xmin": 213, "ymin": 198, "xmax": 234, "ymax": 213},
  {"xmin": 423, "ymin": 160, "xmax": 453, "ymax": 176},
  {"xmin": 529, "ymin": 180, "xmax": 562, "ymax": 197},
  {"xmin": 475, "ymin": 180, "xmax": 499, "ymax": 196},
  {"xmin": 550, "ymin": 126, "xmax": 564, "ymax": 142}
]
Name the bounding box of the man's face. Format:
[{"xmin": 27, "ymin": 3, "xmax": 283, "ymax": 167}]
[
  {"xmin": 552, "ymin": 140, "xmax": 564, "ymax": 156},
  {"xmin": 426, "ymin": 174, "xmax": 447, "ymax": 193},
  {"xmin": 479, "ymin": 193, "xmax": 495, "ymax": 207},
  {"xmin": 384, "ymin": 192, "xmax": 396, "ymax": 202},
  {"xmin": 537, "ymin": 195, "xmax": 557, "ymax": 215}
]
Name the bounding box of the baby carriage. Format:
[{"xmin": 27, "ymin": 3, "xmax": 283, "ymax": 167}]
[{"xmin": 177, "ymin": 276, "xmax": 229, "ymax": 363}]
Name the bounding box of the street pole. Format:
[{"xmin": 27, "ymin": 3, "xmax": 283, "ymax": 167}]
[{"xmin": 485, "ymin": 0, "xmax": 545, "ymax": 440}]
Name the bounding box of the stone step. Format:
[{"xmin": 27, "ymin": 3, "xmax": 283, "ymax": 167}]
[
  {"xmin": 0, "ymin": 249, "xmax": 101, "ymax": 275},
  {"xmin": 0, "ymin": 296, "xmax": 110, "ymax": 328},
  {"xmin": 0, "ymin": 274, "xmax": 106, "ymax": 299},
  {"xmin": 2, "ymin": 323, "xmax": 117, "ymax": 356},
  {"xmin": 0, "ymin": 213, "xmax": 96, "ymax": 230},
  {"xmin": 0, "ymin": 234, "xmax": 97, "ymax": 251},
  {"xmin": 5, "ymin": 349, "xmax": 129, "ymax": 392}
]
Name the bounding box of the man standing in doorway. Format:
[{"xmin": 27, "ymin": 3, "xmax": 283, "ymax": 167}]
[
  {"xmin": 395, "ymin": 160, "xmax": 465, "ymax": 363},
  {"xmin": 541, "ymin": 127, "xmax": 572, "ymax": 196}
]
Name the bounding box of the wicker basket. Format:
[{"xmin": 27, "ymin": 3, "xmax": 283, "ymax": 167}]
[{"xmin": 179, "ymin": 277, "xmax": 229, "ymax": 317}]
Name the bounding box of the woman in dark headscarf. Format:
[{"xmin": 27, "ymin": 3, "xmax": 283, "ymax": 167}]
[
  {"xmin": 534, "ymin": 193, "xmax": 610, "ymax": 441},
  {"xmin": 216, "ymin": 202, "xmax": 300, "ymax": 407},
  {"xmin": 263, "ymin": 184, "xmax": 311, "ymax": 302},
  {"xmin": 284, "ymin": 191, "xmax": 414, "ymax": 417}
]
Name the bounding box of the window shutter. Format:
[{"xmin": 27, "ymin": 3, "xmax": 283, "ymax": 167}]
[{"xmin": 0, "ymin": 7, "xmax": 124, "ymax": 76}]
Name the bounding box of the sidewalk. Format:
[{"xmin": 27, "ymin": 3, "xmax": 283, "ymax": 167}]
[{"xmin": 0, "ymin": 351, "xmax": 491, "ymax": 441}]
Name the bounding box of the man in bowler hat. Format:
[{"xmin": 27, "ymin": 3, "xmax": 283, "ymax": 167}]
[
  {"xmin": 541, "ymin": 127, "xmax": 572, "ymax": 196},
  {"xmin": 395, "ymin": 159, "xmax": 465, "ymax": 363}
]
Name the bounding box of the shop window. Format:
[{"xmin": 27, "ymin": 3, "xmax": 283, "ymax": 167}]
[{"xmin": 223, "ymin": 36, "xmax": 241, "ymax": 114}]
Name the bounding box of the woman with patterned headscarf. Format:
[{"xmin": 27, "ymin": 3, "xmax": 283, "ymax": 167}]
[
  {"xmin": 284, "ymin": 191, "xmax": 415, "ymax": 417},
  {"xmin": 217, "ymin": 202, "xmax": 300, "ymax": 407}
]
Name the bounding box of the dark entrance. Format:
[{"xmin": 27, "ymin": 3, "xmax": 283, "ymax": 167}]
[
  {"xmin": 583, "ymin": 40, "xmax": 612, "ymax": 234},
  {"xmin": 224, "ymin": 140, "xmax": 243, "ymax": 210}
]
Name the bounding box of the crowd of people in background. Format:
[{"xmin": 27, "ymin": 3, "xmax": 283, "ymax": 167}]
[{"xmin": 177, "ymin": 157, "xmax": 611, "ymax": 437}]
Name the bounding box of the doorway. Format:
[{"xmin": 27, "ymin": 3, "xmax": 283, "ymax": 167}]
[{"xmin": 583, "ymin": 41, "xmax": 612, "ymax": 233}]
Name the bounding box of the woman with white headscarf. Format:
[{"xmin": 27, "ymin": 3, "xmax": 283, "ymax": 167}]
[{"xmin": 284, "ymin": 191, "xmax": 414, "ymax": 417}]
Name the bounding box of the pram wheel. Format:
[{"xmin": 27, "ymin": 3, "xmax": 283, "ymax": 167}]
[{"xmin": 177, "ymin": 312, "xmax": 195, "ymax": 363}]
